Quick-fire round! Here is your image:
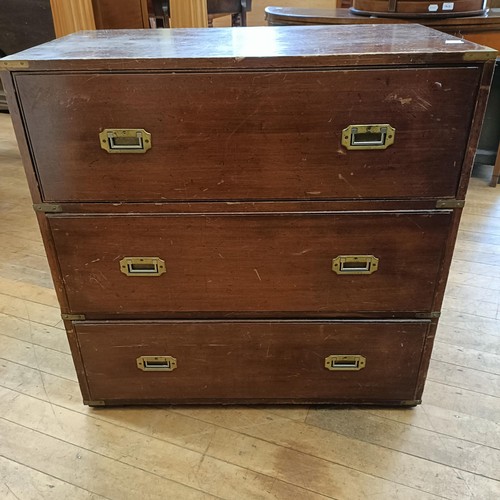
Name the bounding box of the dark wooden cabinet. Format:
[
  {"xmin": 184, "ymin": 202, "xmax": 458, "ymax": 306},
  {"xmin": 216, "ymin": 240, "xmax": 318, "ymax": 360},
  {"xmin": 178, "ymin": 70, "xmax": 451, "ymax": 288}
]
[
  {"xmin": 92, "ymin": 0, "xmax": 150, "ymax": 29},
  {"xmin": 0, "ymin": 0, "xmax": 55, "ymax": 111},
  {"xmin": 0, "ymin": 25, "xmax": 495, "ymax": 406}
]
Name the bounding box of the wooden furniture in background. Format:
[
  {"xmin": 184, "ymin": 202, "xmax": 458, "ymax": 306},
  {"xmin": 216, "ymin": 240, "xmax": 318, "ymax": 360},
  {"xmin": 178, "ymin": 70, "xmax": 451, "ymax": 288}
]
[
  {"xmin": 50, "ymin": 0, "xmax": 96, "ymax": 37},
  {"xmin": 169, "ymin": 0, "xmax": 208, "ymax": 27},
  {"xmin": 0, "ymin": 0, "xmax": 55, "ymax": 54},
  {"xmin": 206, "ymin": 0, "xmax": 253, "ymax": 26},
  {"xmin": 81, "ymin": 1, "xmax": 251, "ymax": 30},
  {"xmin": 50, "ymin": 0, "xmax": 210, "ymax": 33},
  {"xmin": 0, "ymin": 0, "xmax": 55, "ymax": 111},
  {"xmin": 153, "ymin": 1, "xmax": 252, "ymax": 27},
  {"xmin": 350, "ymin": 0, "xmax": 486, "ymax": 17},
  {"xmin": 92, "ymin": 0, "xmax": 150, "ymax": 29},
  {"xmin": 0, "ymin": 25, "xmax": 494, "ymax": 405},
  {"xmin": 265, "ymin": 6, "xmax": 500, "ymax": 48}
]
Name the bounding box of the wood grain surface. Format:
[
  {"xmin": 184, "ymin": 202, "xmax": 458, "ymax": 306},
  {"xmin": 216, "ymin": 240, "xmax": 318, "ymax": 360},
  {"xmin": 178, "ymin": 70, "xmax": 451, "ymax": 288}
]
[
  {"xmin": 14, "ymin": 67, "xmax": 480, "ymax": 202},
  {"xmin": 48, "ymin": 211, "xmax": 452, "ymax": 317},
  {"xmin": 75, "ymin": 320, "xmax": 429, "ymax": 403},
  {"xmin": 50, "ymin": 0, "xmax": 96, "ymax": 37},
  {"xmin": 1, "ymin": 24, "xmax": 495, "ymax": 71}
]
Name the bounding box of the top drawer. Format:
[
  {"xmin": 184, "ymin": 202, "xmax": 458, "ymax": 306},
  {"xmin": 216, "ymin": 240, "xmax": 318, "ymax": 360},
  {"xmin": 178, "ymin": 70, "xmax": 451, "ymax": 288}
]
[{"xmin": 16, "ymin": 67, "xmax": 479, "ymax": 202}]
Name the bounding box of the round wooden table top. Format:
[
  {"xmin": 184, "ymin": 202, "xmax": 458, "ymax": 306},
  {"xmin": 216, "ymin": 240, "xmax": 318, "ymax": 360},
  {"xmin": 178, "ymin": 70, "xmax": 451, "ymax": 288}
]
[
  {"xmin": 265, "ymin": 6, "xmax": 500, "ymax": 30},
  {"xmin": 265, "ymin": 6, "xmax": 500, "ymax": 50}
]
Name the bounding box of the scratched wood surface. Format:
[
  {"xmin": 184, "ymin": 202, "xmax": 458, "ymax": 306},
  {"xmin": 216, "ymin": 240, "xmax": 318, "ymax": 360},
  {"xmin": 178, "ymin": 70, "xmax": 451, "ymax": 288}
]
[
  {"xmin": 14, "ymin": 68, "xmax": 479, "ymax": 202},
  {"xmin": 48, "ymin": 212, "xmax": 451, "ymax": 317},
  {"xmin": 1, "ymin": 103, "xmax": 500, "ymax": 497}
]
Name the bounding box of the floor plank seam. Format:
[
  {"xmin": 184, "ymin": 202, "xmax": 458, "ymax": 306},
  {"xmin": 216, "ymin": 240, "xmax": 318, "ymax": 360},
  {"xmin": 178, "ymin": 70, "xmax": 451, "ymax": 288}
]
[
  {"xmin": 0, "ymin": 381, "xmax": 452, "ymax": 500},
  {"xmin": 0, "ymin": 416, "xmax": 226, "ymax": 500},
  {"xmin": 0, "ymin": 332, "xmax": 71, "ymax": 356},
  {"xmin": 0, "ymin": 357, "xmax": 77, "ymax": 383},
  {"xmin": 433, "ymin": 338, "xmax": 500, "ymax": 356},
  {"xmin": 171, "ymin": 411, "xmax": 465, "ymax": 498},
  {"xmin": 418, "ymin": 405, "xmax": 477, "ymax": 499},
  {"xmin": 441, "ymin": 305, "xmax": 500, "ymax": 320},
  {"xmin": 429, "ymin": 357, "xmax": 500, "ymax": 378},
  {"xmin": 426, "ymin": 378, "xmax": 500, "ymax": 399},
  {"xmin": 0, "ymin": 370, "xmax": 345, "ymax": 498},
  {"xmin": 0, "ymin": 454, "xmax": 112, "ymax": 500},
  {"xmin": 362, "ymin": 409, "xmax": 500, "ymax": 451},
  {"xmin": 0, "ymin": 308, "xmax": 62, "ymax": 329}
]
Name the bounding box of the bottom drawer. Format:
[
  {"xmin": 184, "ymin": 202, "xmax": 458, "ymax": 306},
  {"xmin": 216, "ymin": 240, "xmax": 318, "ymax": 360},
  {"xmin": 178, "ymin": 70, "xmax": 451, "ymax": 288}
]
[{"xmin": 73, "ymin": 321, "xmax": 431, "ymax": 405}]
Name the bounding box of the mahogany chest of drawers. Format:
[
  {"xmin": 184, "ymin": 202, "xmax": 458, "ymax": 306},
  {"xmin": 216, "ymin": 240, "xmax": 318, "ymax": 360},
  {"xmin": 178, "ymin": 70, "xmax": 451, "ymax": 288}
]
[{"xmin": 1, "ymin": 25, "xmax": 495, "ymax": 406}]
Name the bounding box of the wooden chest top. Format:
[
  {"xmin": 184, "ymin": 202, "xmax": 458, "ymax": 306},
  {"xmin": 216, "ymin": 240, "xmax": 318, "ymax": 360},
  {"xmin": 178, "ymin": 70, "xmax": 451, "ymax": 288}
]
[{"xmin": 0, "ymin": 24, "xmax": 496, "ymax": 72}]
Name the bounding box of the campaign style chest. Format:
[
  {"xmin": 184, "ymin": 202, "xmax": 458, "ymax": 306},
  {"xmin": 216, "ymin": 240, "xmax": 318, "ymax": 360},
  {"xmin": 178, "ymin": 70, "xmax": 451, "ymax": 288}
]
[{"xmin": 1, "ymin": 25, "xmax": 495, "ymax": 406}]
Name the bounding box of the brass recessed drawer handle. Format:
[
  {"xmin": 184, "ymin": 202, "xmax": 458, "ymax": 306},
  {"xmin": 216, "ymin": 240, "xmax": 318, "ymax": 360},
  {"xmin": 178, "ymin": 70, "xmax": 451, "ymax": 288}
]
[
  {"xmin": 332, "ymin": 255, "xmax": 379, "ymax": 275},
  {"xmin": 137, "ymin": 356, "xmax": 177, "ymax": 372},
  {"xmin": 119, "ymin": 257, "xmax": 166, "ymax": 277},
  {"xmin": 341, "ymin": 124, "xmax": 395, "ymax": 150},
  {"xmin": 99, "ymin": 128, "xmax": 151, "ymax": 153},
  {"xmin": 325, "ymin": 355, "xmax": 366, "ymax": 371}
]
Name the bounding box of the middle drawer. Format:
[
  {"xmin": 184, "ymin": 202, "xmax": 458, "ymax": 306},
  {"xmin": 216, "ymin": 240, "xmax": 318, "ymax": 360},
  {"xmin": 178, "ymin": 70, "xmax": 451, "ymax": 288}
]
[{"xmin": 49, "ymin": 211, "xmax": 452, "ymax": 318}]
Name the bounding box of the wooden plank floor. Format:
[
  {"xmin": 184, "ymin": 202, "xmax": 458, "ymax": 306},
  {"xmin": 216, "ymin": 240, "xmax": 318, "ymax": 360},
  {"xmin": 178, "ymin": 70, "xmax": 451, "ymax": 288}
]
[{"xmin": 1, "ymin": 108, "xmax": 500, "ymax": 499}]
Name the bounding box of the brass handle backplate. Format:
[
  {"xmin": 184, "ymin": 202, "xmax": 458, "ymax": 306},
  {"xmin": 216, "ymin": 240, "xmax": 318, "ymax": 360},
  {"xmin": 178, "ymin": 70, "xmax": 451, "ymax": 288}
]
[
  {"xmin": 120, "ymin": 257, "xmax": 166, "ymax": 277},
  {"xmin": 99, "ymin": 128, "xmax": 151, "ymax": 153},
  {"xmin": 341, "ymin": 124, "xmax": 395, "ymax": 150},
  {"xmin": 332, "ymin": 255, "xmax": 379, "ymax": 275},
  {"xmin": 325, "ymin": 355, "xmax": 366, "ymax": 371},
  {"xmin": 137, "ymin": 356, "xmax": 177, "ymax": 372}
]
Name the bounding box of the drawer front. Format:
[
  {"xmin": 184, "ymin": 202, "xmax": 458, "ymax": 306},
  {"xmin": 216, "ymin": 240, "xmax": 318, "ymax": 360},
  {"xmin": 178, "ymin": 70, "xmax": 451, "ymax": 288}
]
[
  {"xmin": 50, "ymin": 211, "xmax": 451, "ymax": 316},
  {"xmin": 16, "ymin": 67, "xmax": 479, "ymax": 201},
  {"xmin": 75, "ymin": 321, "xmax": 428, "ymax": 403}
]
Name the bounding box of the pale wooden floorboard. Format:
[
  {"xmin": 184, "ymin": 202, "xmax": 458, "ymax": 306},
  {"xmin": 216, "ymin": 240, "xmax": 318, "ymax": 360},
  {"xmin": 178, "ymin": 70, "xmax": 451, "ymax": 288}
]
[
  {"xmin": 0, "ymin": 355, "xmax": 445, "ymax": 499},
  {"xmin": 0, "ymin": 455, "xmax": 107, "ymax": 500},
  {"xmin": 1, "ymin": 53, "xmax": 500, "ymax": 498},
  {"xmin": 436, "ymin": 323, "xmax": 500, "ymax": 355}
]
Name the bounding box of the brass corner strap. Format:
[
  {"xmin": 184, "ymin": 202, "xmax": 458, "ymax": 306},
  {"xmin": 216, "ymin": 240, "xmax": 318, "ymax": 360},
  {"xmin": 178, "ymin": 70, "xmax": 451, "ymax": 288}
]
[
  {"xmin": 0, "ymin": 60, "xmax": 29, "ymax": 70},
  {"xmin": 84, "ymin": 400, "xmax": 106, "ymax": 407},
  {"xmin": 436, "ymin": 199, "xmax": 465, "ymax": 209},
  {"xmin": 62, "ymin": 313, "xmax": 86, "ymax": 321},
  {"xmin": 33, "ymin": 203, "xmax": 62, "ymax": 213},
  {"xmin": 415, "ymin": 312, "xmax": 441, "ymax": 319},
  {"xmin": 463, "ymin": 51, "xmax": 497, "ymax": 61}
]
